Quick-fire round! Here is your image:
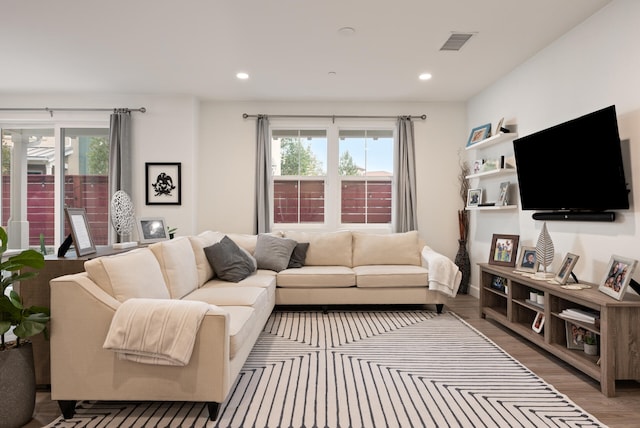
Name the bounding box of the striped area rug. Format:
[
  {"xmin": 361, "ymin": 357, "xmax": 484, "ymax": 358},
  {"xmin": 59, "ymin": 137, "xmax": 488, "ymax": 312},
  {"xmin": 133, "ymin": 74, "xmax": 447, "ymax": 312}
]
[{"xmin": 46, "ymin": 310, "xmax": 606, "ymax": 427}]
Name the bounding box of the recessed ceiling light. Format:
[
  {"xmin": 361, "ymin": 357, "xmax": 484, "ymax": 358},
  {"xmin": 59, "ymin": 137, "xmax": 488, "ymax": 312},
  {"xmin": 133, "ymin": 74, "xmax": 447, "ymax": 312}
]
[
  {"xmin": 338, "ymin": 27, "xmax": 356, "ymax": 36},
  {"xmin": 328, "ymin": 71, "xmax": 337, "ymax": 76},
  {"xmin": 236, "ymin": 72, "xmax": 249, "ymax": 80},
  {"xmin": 419, "ymin": 73, "xmax": 432, "ymax": 81}
]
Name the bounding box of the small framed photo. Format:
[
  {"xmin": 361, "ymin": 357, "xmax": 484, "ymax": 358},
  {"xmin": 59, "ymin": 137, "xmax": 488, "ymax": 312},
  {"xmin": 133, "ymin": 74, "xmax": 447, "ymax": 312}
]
[
  {"xmin": 64, "ymin": 207, "xmax": 96, "ymax": 256},
  {"xmin": 515, "ymin": 246, "xmax": 538, "ymax": 273},
  {"xmin": 497, "ymin": 181, "xmax": 510, "ymax": 206},
  {"xmin": 495, "ymin": 117, "xmax": 504, "ymax": 135},
  {"xmin": 532, "ymin": 312, "xmax": 545, "ymax": 333},
  {"xmin": 489, "ymin": 234, "xmax": 520, "ymax": 267},
  {"xmin": 599, "ymin": 255, "xmax": 638, "ymax": 300},
  {"xmin": 466, "ymin": 123, "xmax": 492, "ymax": 147},
  {"xmin": 137, "ymin": 217, "xmax": 169, "ymax": 244},
  {"xmin": 473, "ymin": 159, "xmax": 484, "ymax": 174},
  {"xmin": 145, "ymin": 162, "xmax": 182, "ymax": 205},
  {"xmin": 565, "ymin": 321, "xmax": 586, "ymax": 350},
  {"xmin": 554, "ymin": 253, "xmax": 580, "ymax": 285},
  {"xmin": 467, "ymin": 188, "xmax": 483, "ymax": 207}
]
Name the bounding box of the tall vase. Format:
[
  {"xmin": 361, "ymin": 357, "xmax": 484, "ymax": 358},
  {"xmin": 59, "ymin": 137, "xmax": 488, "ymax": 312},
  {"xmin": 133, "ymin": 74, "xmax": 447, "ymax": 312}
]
[{"xmin": 455, "ymin": 239, "xmax": 471, "ymax": 294}]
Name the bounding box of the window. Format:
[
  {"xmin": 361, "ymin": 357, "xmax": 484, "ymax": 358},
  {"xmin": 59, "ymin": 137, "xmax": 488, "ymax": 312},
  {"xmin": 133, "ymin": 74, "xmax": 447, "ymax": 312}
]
[
  {"xmin": 270, "ymin": 123, "xmax": 394, "ymax": 229},
  {"xmin": 1, "ymin": 124, "xmax": 109, "ymax": 251}
]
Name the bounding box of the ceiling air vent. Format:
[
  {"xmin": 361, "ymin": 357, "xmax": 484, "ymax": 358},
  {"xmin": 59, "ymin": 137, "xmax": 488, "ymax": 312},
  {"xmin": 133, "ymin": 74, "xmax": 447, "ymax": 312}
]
[{"xmin": 440, "ymin": 33, "xmax": 474, "ymax": 51}]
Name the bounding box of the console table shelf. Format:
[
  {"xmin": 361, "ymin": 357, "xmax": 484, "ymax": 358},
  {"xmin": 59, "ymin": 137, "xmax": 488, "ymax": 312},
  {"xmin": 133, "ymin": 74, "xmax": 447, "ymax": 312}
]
[{"xmin": 478, "ymin": 263, "xmax": 640, "ymax": 396}]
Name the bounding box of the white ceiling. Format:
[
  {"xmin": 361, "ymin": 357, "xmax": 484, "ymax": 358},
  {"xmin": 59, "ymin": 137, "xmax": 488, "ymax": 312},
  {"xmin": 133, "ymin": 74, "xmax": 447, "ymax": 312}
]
[{"xmin": 0, "ymin": 0, "xmax": 611, "ymax": 102}]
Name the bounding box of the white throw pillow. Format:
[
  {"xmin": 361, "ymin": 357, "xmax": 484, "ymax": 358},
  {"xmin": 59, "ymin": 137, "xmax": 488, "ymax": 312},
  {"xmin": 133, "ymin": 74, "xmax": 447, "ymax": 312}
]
[
  {"xmin": 189, "ymin": 230, "xmax": 226, "ymax": 286},
  {"xmin": 84, "ymin": 248, "xmax": 170, "ymax": 302},
  {"xmin": 150, "ymin": 237, "xmax": 199, "ymax": 299}
]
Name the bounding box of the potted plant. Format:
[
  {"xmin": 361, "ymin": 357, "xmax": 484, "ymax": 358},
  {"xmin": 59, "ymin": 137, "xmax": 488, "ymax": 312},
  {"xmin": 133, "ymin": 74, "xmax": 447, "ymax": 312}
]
[
  {"xmin": 0, "ymin": 226, "xmax": 48, "ymax": 428},
  {"xmin": 584, "ymin": 332, "xmax": 599, "ymax": 356}
]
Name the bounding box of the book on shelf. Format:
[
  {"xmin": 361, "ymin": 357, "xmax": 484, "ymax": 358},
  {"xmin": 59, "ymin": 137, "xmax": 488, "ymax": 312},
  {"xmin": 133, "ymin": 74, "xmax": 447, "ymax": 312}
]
[{"xmin": 559, "ymin": 308, "xmax": 600, "ymax": 324}]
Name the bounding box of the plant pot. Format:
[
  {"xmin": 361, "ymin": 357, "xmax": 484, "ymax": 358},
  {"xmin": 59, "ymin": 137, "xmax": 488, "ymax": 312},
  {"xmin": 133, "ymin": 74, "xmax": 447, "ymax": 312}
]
[
  {"xmin": 584, "ymin": 343, "xmax": 599, "ymax": 356},
  {"xmin": 0, "ymin": 342, "xmax": 36, "ymax": 428}
]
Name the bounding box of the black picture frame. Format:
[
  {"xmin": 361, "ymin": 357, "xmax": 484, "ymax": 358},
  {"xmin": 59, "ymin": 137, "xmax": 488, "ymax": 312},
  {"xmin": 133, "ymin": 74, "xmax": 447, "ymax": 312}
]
[
  {"xmin": 64, "ymin": 207, "xmax": 96, "ymax": 256},
  {"xmin": 145, "ymin": 162, "xmax": 181, "ymax": 205}
]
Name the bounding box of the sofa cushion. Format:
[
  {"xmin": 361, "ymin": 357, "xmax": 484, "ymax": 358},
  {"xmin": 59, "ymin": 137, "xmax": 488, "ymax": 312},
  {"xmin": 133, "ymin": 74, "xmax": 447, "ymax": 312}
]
[
  {"xmin": 254, "ymin": 234, "xmax": 298, "ymax": 272},
  {"xmin": 352, "ymin": 231, "xmax": 421, "ymax": 266},
  {"xmin": 353, "ymin": 265, "xmax": 428, "ymax": 288},
  {"xmin": 277, "ymin": 266, "xmax": 356, "ymax": 288},
  {"xmin": 226, "ymin": 233, "xmax": 258, "ymax": 254},
  {"xmin": 149, "ymin": 237, "xmax": 199, "ymax": 299},
  {"xmin": 288, "ymin": 242, "xmax": 310, "ymax": 268},
  {"xmin": 222, "ymin": 306, "xmax": 256, "ymax": 359},
  {"xmin": 184, "ymin": 285, "xmax": 268, "ymax": 307},
  {"xmin": 189, "ymin": 230, "xmax": 225, "ymax": 286},
  {"xmin": 84, "ymin": 247, "xmax": 170, "ymax": 302},
  {"xmin": 283, "ymin": 230, "xmax": 353, "ymax": 267},
  {"xmin": 204, "ymin": 236, "xmax": 256, "ymax": 282}
]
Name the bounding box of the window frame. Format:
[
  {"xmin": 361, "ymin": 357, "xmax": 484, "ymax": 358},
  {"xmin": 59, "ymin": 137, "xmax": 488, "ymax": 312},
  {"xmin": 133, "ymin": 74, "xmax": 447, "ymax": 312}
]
[
  {"xmin": 0, "ymin": 117, "xmax": 109, "ymax": 250},
  {"xmin": 269, "ymin": 119, "xmax": 396, "ymax": 232}
]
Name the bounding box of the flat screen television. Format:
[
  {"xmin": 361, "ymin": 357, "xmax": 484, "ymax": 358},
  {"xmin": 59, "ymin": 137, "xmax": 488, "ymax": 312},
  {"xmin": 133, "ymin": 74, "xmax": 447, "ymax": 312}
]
[{"xmin": 513, "ymin": 105, "xmax": 629, "ymax": 221}]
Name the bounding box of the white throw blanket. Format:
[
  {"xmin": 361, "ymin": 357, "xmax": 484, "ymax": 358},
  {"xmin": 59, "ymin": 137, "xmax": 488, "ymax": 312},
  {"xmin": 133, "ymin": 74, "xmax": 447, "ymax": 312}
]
[
  {"xmin": 103, "ymin": 298, "xmax": 212, "ymax": 366},
  {"xmin": 421, "ymin": 246, "xmax": 462, "ymax": 298}
]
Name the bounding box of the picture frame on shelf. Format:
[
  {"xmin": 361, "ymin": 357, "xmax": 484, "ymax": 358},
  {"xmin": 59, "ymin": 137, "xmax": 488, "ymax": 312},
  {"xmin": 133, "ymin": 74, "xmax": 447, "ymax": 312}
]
[
  {"xmin": 532, "ymin": 312, "xmax": 545, "ymax": 333},
  {"xmin": 467, "ymin": 188, "xmax": 482, "ymax": 207},
  {"xmin": 145, "ymin": 162, "xmax": 182, "ymax": 205},
  {"xmin": 497, "ymin": 181, "xmax": 510, "ymax": 206},
  {"xmin": 64, "ymin": 207, "xmax": 97, "ymax": 256},
  {"xmin": 136, "ymin": 217, "xmax": 170, "ymax": 244},
  {"xmin": 565, "ymin": 320, "xmax": 586, "ymax": 350},
  {"xmin": 466, "ymin": 123, "xmax": 492, "ymax": 147},
  {"xmin": 515, "ymin": 246, "xmax": 538, "ymax": 273},
  {"xmin": 495, "ymin": 117, "xmax": 504, "ymax": 135},
  {"xmin": 554, "ymin": 253, "xmax": 580, "ymax": 285},
  {"xmin": 491, "ymin": 276, "xmax": 507, "ymax": 293},
  {"xmin": 489, "ymin": 234, "xmax": 520, "ymax": 267},
  {"xmin": 473, "ymin": 159, "xmax": 484, "ymax": 174},
  {"xmin": 598, "ymin": 255, "xmax": 638, "ymax": 300}
]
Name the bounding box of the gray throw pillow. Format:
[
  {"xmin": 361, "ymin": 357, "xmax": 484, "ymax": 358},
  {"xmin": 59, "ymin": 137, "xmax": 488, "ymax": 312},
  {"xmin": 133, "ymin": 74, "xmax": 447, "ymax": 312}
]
[
  {"xmin": 254, "ymin": 234, "xmax": 298, "ymax": 272},
  {"xmin": 204, "ymin": 236, "xmax": 256, "ymax": 282},
  {"xmin": 288, "ymin": 242, "xmax": 310, "ymax": 268}
]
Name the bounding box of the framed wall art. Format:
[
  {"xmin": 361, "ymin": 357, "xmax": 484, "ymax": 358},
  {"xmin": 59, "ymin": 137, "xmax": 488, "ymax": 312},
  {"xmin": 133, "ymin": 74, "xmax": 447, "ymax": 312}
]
[
  {"xmin": 64, "ymin": 207, "xmax": 96, "ymax": 256},
  {"xmin": 137, "ymin": 217, "xmax": 169, "ymax": 244},
  {"xmin": 598, "ymin": 255, "xmax": 638, "ymax": 300},
  {"xmin": 145, "ymin": 162, "xmax": 182, "ymax": 205},
  {"xmin": 466, "ymin": 123, "xmax": 492, "ymax": 147},
  {"xmin": 489, "ymin": 234, "xmax": 520, "ymax": 267}
]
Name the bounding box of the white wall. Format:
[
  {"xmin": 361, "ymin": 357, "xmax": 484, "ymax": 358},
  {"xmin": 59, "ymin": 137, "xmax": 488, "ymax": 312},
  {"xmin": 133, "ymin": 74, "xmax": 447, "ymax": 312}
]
[
  {"xmin": 466, "ymin": 0, "xmax": 640, "ymax": 292},
  {"xmin": 0, "ymin": 93, "xmax": 200, "ymax": 242},
  {"xmin": 198, "ymin": 101, "xmax": 466, "ymax": 259}
]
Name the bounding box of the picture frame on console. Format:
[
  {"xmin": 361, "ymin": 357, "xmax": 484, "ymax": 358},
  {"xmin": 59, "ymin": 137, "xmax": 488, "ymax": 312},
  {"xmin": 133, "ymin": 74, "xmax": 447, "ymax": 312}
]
[
  {"xmin": 137, "ymin": 217, "xmax": 170, "ymax": 244},
  {"xmin": 64, "ymin": 207, "xmax": 96, "ymax": 256},
  {"xmin": 598, "ymin": 255, "xmax": 638, "ymax": 300},
  {"xmin": 489, "ymin": 234, "xmax": 520, "ymax": 267},
  {"xmin": 532, "ymin": 312, "xmax": 545, "ymax": 333},
  {"xmin": 554, "ymin": 253, "xmax": 580, "ymax": 285},
  {"xmin": 145, "ymin": 162, "xmax": 182, "ymax": 205},
  {"xmin": 466, "ymin": 123, "xmax": 491, "ymax": 147},
  {"xmin": 565, "ymin": 321, "xmax": 586, "ymax": 350},
  {"xmin": 515, "ymin": 246, "xmax": 538, "ymax": 273}
]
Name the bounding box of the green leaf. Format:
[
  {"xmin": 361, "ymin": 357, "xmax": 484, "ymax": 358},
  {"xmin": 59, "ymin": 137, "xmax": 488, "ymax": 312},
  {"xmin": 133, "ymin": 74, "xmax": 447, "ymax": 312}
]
[
  {"xmin": 9, "ymin": 290, "xmax": 24, "ymax": 310},
  {"xmin": 13, "ymin": 318, "xmax": 47, "ymax": 338},
  {"xmin": 0, "ymin": 320, "xmax": 10, "ymax": 336}
]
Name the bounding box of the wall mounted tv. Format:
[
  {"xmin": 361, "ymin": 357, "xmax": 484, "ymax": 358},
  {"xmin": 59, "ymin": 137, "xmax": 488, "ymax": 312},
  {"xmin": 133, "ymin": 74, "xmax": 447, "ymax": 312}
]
[{"xmin": 513, "ymin": 105, "xmax": 629, "ymax": 222}]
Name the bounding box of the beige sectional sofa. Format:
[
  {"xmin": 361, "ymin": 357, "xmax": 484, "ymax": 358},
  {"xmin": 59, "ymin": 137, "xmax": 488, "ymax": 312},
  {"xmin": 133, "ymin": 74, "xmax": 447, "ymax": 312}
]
[{"xmin": 50, "ymin": 230, "xmax": 460, "ymax": 421}]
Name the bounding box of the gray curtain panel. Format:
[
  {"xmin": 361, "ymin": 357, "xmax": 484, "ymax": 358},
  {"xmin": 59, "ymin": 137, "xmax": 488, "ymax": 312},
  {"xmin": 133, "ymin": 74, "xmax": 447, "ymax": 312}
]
[
  {"xmin": 109, "ymin": 110, "xmax": 132, "ymax": 242},
  {"xmin": 394, "ymin": 117, "xmax": 418, "ymax": 232},
  {"xmin": 255, "ymin": 115, "xmax": 271, "ymax": 234}
]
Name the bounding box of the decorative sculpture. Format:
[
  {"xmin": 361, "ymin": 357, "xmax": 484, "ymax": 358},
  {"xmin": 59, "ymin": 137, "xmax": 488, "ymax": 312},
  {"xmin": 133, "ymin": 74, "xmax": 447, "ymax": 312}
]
[
  {"xmin": 535, "ymin": 222, "xmax": 555, "ymax": 278},
  {"xmin": 110, "ymin": 190, "xmax": 137, "ymax": 249}
]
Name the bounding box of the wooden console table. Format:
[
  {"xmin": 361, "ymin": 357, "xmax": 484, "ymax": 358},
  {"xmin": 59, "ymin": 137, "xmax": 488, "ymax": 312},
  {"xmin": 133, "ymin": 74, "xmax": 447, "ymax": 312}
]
[
  {"xmin": 479, "ymin": 263, "xmax": 640, "ymax": 396},
  {"xmin": 20, "ymin": 245, "xmax": 141, "ymax": 386}
]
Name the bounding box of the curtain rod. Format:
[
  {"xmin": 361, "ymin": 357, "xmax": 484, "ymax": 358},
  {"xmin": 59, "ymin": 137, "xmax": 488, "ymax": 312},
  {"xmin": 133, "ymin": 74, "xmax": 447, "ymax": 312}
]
[
  {"xmin": 242, "ymin": 113, "xmax": 426, "ymax": 122},
  {"xmin": 0, "ymin": 107, "xmax": 146, "ymax": 117}
]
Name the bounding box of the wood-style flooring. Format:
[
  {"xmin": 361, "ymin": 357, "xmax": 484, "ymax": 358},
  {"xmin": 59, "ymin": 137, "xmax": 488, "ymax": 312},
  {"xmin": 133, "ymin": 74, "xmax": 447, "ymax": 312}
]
[{"xmin": 24, "ymin": 294, "xmax": 640, "ymax": 427}]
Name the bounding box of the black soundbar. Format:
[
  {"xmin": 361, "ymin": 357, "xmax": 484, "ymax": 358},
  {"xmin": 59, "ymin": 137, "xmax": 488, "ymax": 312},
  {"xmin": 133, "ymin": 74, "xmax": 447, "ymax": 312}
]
[{"xmin": 532, "ymin": 211, "xmax": 616, "ymax": 222}]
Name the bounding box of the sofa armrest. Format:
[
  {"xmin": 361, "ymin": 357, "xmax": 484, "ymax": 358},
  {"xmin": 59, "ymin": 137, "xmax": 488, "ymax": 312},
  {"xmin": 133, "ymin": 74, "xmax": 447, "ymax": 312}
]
[{"xmin": 50, "ymin": 273, "xmax": 233, "ymax": 403}]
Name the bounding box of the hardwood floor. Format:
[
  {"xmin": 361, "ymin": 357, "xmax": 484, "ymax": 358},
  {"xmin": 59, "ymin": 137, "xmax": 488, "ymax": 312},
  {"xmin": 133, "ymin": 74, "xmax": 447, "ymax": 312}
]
[{"xmin": 26, "ymin": 294, "xmax": 640, "ymax": 427}]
